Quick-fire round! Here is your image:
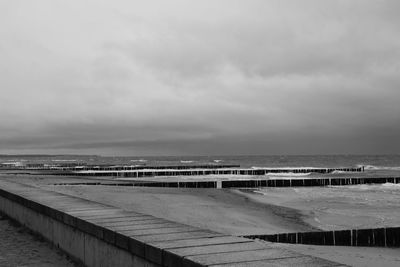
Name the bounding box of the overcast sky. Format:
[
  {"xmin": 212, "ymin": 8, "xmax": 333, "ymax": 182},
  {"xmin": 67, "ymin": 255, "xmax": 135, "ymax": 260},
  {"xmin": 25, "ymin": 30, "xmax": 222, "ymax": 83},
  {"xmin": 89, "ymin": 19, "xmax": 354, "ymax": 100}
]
[{"xmin": 0, "ymin": 0, "xmax": 399, "ymax": 156}]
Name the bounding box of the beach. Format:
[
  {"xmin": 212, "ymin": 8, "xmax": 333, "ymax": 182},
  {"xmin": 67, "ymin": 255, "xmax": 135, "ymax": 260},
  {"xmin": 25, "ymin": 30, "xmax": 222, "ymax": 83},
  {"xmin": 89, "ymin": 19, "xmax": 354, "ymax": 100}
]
[
  {"xmin": 0, "ymin": 213, "xmax": 76, "ymax": 266},
  {"xmin": 40, "ymin": 182, "xmax": 317, "ymax": 235},
  {"xmin": 238, "ymin": 183, "xmax": 400, "ymax": 230},
  {"xmin": 42, "ymin": 179, "xmax": 400, "ymax": 267},
  {"xmin": 2, "ymin": 161, "xmax": 400, "ymax": 267}
]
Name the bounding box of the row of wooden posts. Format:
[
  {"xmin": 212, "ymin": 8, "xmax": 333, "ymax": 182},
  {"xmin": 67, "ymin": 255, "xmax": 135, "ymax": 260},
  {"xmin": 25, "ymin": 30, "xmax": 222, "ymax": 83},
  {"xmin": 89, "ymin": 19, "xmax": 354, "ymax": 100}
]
[
  {"xmin": 244, "ymin": 227, "xmax": 400, "ymax": 247},
  {"xmin": 55, "ymin": 166, "xmax": 364, "ymax": 177},
  {"xmin": 53, "ymin": 176, "xmax": 400, "ymax": 189}
]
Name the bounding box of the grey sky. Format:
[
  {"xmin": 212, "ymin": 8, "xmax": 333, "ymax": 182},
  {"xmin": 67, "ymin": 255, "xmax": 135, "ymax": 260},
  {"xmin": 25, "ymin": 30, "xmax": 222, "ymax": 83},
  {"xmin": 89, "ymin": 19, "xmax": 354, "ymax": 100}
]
[{"xmin": 1, "ymin": 0, "xmax": 399, "ymax": 155}]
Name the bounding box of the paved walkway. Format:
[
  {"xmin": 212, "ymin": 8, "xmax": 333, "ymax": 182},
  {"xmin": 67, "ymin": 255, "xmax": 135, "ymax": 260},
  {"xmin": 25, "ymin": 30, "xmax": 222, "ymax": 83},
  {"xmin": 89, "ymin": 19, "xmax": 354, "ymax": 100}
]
[{"xmin": 0, "ymin": 214, "xmax": 77, "ymax": 267}]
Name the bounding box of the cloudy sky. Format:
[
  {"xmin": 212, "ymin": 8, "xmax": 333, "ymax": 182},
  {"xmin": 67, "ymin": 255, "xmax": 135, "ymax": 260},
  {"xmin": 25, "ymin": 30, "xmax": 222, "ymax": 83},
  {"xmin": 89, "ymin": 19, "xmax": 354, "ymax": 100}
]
[{"xmin": 0, "ymin": 0, "xmax": 399, "ymax": 156}]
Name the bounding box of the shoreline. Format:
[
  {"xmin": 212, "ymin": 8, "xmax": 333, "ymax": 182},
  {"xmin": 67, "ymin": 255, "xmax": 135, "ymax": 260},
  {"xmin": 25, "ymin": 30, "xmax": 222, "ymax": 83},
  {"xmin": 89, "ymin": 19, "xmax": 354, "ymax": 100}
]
[{"xmin": 233, "ymin": 188, "xmax": 320, "ymax": 232}]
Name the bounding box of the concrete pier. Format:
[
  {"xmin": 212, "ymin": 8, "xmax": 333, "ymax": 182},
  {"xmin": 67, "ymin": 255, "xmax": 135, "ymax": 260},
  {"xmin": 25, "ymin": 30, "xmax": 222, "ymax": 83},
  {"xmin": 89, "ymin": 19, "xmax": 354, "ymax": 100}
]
[{"xmin": 0, "ymin": 180, "xmax": 345, "ymax": 267}]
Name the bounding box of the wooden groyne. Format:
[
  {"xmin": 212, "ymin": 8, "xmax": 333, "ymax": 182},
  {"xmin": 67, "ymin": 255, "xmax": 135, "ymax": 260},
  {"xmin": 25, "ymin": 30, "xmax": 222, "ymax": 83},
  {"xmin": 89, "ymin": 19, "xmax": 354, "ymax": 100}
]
[
  {"xmin": 60, "ymin": 164, "xmax": 241, "ymax": 171},
  {"xmin": 1, "ymin": 163, "xmax": 240, "ymax": 171},
  {"xmin": 220, "ymin": 176, "xmax": 397, "ymax": 188},
  {"xmin": 51, "ymin": 166, "xmax": 363, "ymax": 178},
  {"xmin": 53, "ymin": 176, "xmax": 400, "ymax": 189},
  {"xmin": 243, "ymin": 227, "xmax": 400, "ymax": 247}
]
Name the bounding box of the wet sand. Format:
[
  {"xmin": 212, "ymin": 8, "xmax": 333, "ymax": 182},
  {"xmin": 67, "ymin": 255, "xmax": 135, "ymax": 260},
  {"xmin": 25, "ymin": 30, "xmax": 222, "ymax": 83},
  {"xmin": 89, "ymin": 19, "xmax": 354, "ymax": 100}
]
[
  {"xmin": 239, "ymin": 184, "xmax": 400, "ymax": 230},
  {"xmin": 45, "ymin": 184, "xmax": 317, "ymax": 235},
  {"xmin": 270, "ymin": 243, "xmax": 400, "ymax": 267}
]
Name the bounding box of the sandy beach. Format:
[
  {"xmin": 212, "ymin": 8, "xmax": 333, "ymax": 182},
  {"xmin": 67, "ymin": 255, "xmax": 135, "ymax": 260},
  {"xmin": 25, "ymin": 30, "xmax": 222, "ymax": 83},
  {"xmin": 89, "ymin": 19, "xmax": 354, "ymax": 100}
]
[
  {"xmin": 237, "ymin": 184, "xmax": 400, "ymax": 230},
  {"xmin": 0, "ymin": 213, "xmax": 76, "ymax": 266},
  {"xmin": 44, "ymin": 184, "xmax": 318, "ymax": 235}
]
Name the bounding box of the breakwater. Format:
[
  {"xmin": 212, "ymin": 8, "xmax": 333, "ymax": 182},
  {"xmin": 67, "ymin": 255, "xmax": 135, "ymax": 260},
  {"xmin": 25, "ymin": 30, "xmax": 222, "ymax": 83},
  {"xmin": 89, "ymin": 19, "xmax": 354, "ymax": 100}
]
[
  {"xmin": 243, "ymin": 227, "xmax": 400, "ymax": 247},
  {"xmin": 1, "ymin": 163, "xmax": 240, "ymax": 171},
  {"xmin": 54, "ymin": 176, "xmax": 400, "ymax": 189}
]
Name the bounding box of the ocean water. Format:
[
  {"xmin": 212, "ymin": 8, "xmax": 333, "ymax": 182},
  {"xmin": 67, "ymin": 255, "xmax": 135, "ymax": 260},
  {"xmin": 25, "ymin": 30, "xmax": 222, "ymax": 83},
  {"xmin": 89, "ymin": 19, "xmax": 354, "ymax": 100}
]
[{"xmin": 1, "ymin": 154, "xmax": 399, "ymax": 177}]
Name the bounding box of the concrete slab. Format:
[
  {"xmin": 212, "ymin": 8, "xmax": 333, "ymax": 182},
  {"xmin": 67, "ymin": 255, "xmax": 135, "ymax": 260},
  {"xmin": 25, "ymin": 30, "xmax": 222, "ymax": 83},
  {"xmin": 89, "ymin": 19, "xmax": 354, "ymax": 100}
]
[
  {"xmin": 19, "ymin": 192, "xmax": 68, "ymax": 198},
  {"xmin": 167, "ymin": 241, "xmax": 267, "ymax": 257},
  {"xmin": 164, "ymin": 241, "xmax": 268, "ymax": 267},
  {"xmin": 26, "ymin": 197, "xmax": 76, "ymax": 205},
  {"xmin": 148, "ymin": 236, "xmax": 249, "ymax": 250},
  {"xmin": 67, "ymin": 208, "xmax": 119, "ymax": 216},
  {"xmin": 92, "ymin": 218, "xmax": 164, "ymax": 228},
  {"xmin": 50, "ymin": 201, "xmax": 100, "ymax": 208},
  {"xmin": 21, "ymin": 194, "xmax": 71, "ymax": 200},
  {"xmin": 183, "ymin": 248, "xmax": 298, "ymax": 266},
  {"xmin": 70, "ymin": 210, "xmax": 124, "ymax": 220},
  {"xmin": 109, "ymin": 222, "xmax": 181, "ymax": 232},
  {"xmin": 58, "ymin": 206, "xmax": 113, "ymax": 212},
  {"xmin": 76, "ymin": 219, "xmax": 104, "ymax": 239},
  {"xmin": 76, "ymin": 211, "xmax": 137, "ymax": 220},
  {"xmin": 124, "ymin": 226, "xmax": 201, "ymax": 237},
  {"xmin": 94, "ymin": 216, "xmax": 156, "ymax": 226},
  {"xmin": 84, "ymin": 215, "xmax": 147, "ymax": 224},
  {"xmin": 11, "ymin": 189, "xmax": 59, "ymax": 195},
  {"xmin": 48, "ymin": 199, "xmax": 104, "ymax": 206},
  {"xmin": 138, "ymin": 231, "xmax": 225, "ymax": 243}
]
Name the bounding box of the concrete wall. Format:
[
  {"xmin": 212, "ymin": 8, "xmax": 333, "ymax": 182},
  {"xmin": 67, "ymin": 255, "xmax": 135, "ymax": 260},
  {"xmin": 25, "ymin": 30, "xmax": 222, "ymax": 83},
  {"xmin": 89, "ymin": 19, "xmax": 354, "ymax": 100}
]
[{"xmin": 0, "ymin": 194, "xmax": 158, "ymax": 267}]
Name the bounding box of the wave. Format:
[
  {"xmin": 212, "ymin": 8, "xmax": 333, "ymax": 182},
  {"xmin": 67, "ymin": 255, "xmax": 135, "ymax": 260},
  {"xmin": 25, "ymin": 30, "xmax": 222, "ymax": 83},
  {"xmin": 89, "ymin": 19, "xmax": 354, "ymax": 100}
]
[
  {"xmin": 359, "ymin": 165, "xmax": 400, "ymax": 171},
  {"xmin": 213, "ymin": 159, "xmax": 223, "ymax": 163},
  {"xmin": 334, "ymin": 183, "xmax": 400, "ymax": 191},
  {"xmin": 51, "ymin": 159, "xmax": 77, "ymax": 162},
  {"xmin": 381, "ymin": 182, "xmax": 400, "ymax": 188},
  {"xmin": 180, "ymin": 160, "xmax": 194, "ymax": 163},
  {"xmin": 251, "ymin": 166, "xmax": 321, "ymax": 170},
  {"xmin": 266, "ymin": 172, "xmax": 312, "ymax": 177},
  {"xmin": 130, "ymin": 159, "xmax": 147, "ymax": 163},
  {"xmin": 1, "ymin": 161, "xmax": 24, "ymax": 166}
]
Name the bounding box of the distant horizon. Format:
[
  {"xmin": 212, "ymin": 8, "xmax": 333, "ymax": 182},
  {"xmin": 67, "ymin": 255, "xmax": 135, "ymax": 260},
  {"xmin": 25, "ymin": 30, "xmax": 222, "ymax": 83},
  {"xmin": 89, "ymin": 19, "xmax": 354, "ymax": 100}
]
[{"xmin": 1, "ymin": 153, "xmax": 399, "ymax": 157}]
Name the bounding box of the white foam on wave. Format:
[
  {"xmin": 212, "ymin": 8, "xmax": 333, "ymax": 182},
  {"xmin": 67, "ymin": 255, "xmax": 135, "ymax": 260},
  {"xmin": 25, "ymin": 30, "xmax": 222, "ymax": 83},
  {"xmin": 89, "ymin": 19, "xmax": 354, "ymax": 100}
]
[
  {"xmin": 358, "ymin": 164, "xmax": 400, "ymax": 171},
  {"xmin": 251, "ymin": 166, "xmax": 320, "ymax": 170},
  {"xmin": 331, "ymin": 170, "xmax": 347, "ymax": 174},
  {"xmin": 180, "ymin": 160, "xmax": 194, "ymax": 163},
  {"xmin": 333, "ymin": 183, "xmax": 400, "ymax": 191},
  {"xmin": 1, "ymin": 161, "xmax": 23, "ymax": 166},
  {"xmin": 213, "ymin": 159, "xmax": 223, "ymax": 163},
  {"xmin": 130, "ymin": 159, "xmax": 147, "ymax": 163},
  {"xmin": 51, "ymin": 159, "xmax": 77, "ymax": 162},
  {"xmin": 381, "ymin": 182, "xmax": 400, "ymax": 188},
  {"xmin": 266, "ymin": 172, "xmax": 312, "ymax": 177}
]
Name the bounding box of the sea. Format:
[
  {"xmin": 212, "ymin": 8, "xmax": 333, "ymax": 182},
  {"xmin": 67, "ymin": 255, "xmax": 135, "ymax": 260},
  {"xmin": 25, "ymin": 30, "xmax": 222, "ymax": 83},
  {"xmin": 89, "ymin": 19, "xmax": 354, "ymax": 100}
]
[{"xmin": 1, "ymin": 154, "xmax": 400, "ymax": 178}]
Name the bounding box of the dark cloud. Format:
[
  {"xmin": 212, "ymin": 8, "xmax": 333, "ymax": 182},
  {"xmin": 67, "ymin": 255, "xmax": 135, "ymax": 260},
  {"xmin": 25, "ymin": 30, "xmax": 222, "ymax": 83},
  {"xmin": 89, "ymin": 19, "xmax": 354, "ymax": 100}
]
[{"xmin": 0, "ymin": 0, "xmax": 399, "ymax": 155}]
